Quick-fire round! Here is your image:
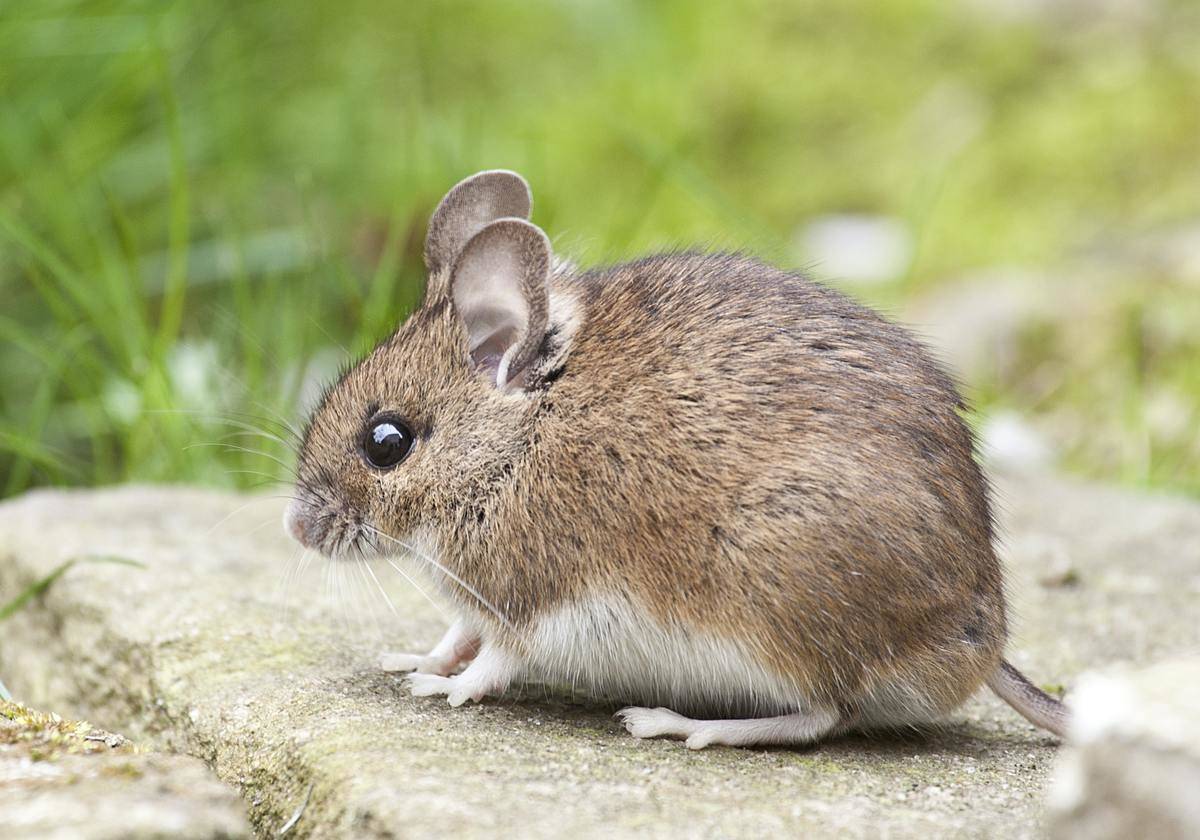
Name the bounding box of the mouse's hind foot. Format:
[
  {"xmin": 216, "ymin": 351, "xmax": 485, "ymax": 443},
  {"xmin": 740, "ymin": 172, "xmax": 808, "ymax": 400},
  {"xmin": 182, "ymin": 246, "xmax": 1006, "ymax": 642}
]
[{"xmin": 616, "ymin": 705, "xmax": 843, "ymax": 750}]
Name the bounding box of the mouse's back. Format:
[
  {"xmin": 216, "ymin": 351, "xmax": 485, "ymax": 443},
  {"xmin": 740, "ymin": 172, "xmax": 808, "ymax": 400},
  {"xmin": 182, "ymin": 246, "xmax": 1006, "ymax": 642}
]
[{"xmin": 475, "ymin": 250, "xmax": 1007, "ymax": 722}]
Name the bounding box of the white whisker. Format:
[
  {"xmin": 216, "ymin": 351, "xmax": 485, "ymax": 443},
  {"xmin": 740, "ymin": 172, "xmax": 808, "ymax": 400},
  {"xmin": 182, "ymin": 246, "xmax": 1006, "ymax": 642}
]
[
  {"xmin": 147, "ymin": 409, "xmax": 300, "ymax": 449},
  {"xmin": 380, "ymin": 557, "xmax": 451, "ymax": 623},
  {"xmin": 218, "ymin": 428, "xmax": 294, "ymax": 449},
  {"xmin": 364, "ymin": 525, "xmax": 513, "ymax": 631},
  {"xmin": 205, "ymin": 495, "xmax": 284, "ymax": 538},
  {"xmin": 350, "ymin": 558, "xmax": 385, "ymax": 639},
  {"xmin": 186, "ymin": 442, "xmax": 298, "ymax": 477},
  {"xmin": 361, "ymin": 554, "xmax": 402, "ymax": 618}
]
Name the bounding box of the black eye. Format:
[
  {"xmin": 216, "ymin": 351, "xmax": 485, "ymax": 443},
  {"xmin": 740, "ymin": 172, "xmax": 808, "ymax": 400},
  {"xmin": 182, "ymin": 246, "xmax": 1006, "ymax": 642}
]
[{"xmin": 362, "ymin": 417, "xmax": 414, "ymax": 470}]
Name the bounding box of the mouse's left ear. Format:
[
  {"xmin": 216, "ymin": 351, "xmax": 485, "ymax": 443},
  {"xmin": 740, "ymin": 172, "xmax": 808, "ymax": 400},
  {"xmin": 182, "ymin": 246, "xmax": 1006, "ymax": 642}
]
[
  {"xmin": 449, "ymin": 217, "xmax": 550, "ymax": 391},
  {"xmin": 424, "ymin": 170, "xmax": 532, "ymax": 296}
]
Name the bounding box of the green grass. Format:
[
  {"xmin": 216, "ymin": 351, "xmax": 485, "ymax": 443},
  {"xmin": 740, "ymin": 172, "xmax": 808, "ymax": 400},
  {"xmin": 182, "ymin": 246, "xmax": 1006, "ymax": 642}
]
[
  {"xmin": 0, "ymin": 554, "xmax": 143, "ymax": 701},
  {"xmin": 1, "ymin": 0, "xmax": 1198, "ymax": 498}
]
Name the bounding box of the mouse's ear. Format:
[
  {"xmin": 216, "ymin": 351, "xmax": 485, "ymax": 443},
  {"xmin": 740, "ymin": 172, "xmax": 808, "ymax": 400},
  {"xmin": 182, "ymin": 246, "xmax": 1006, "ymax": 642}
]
[
  {"xmin": 424, "ymin": 170, "xmax": 532, "ymax": 284},
  {"xmin": 449, "ymin": 217, "xmax": 550, "ymax": 390}
]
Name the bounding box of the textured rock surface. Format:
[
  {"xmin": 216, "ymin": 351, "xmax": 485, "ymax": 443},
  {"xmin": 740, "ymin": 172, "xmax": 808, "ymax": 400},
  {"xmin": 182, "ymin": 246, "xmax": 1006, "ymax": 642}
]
[
  {"xmin": 0, "ymin": 701, "xmax": 250, "ymax": 840},
  {"xmin": 0, "ymin": 471, "xmax": 1197, "ymax": 838},
  {"xmin": 1049, "ymin": 658, "xmax": 1200, "ymax": 840}
]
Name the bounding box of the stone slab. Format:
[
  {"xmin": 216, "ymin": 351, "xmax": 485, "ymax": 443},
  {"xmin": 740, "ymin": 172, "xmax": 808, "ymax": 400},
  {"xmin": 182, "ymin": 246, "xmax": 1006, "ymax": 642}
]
[
  {"xmin": 1049, "ymin": 658, "xmax": 1200, "ymax": 840},
  {"xmin": 0, "ymin": 700, "xmax": 250, "ymax": 840},
  {"xmin": 0, "ymin": 470, "xmax": 1197, "ymax": 838}
]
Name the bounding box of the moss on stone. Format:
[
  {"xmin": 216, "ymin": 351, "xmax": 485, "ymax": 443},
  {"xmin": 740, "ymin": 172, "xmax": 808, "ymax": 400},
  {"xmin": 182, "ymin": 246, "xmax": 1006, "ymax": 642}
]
[{"xmin": 0, "ymin": 699, "xmax": 136, "ymax": 762}]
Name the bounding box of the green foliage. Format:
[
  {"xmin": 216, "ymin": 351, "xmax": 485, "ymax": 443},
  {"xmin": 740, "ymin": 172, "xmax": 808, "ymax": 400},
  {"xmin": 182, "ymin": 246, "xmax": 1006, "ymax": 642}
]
[
  {"xmin": 0, "ymin": 555, "xmax": 144, "ymax": 623},
  {"xmin": 0, "ymin": 554, "xmax": 143, "ymax": 700},
  {"xmin": 1, "ymin": 0, "xmax": 1197, "ymax": 496}
]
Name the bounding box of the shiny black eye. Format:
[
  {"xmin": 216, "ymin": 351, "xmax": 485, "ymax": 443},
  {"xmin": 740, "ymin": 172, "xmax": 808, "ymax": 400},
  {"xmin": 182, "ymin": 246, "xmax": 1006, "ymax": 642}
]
[{"xmin": 362, "ymin": 417, "xmax": 414, "ymax": 470}]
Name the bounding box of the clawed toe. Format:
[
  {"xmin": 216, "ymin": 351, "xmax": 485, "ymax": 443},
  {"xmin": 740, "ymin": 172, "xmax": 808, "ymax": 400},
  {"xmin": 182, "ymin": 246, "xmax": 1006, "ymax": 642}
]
[
  {"xmin": 685, "ymin": 731, "xmax": 716, "ymax": 750},
  {"xmin": 401, "ymin": 643, "xmax": 514, "ymax": 709},
  {"xmin": 380, "ymin": 652, "xmax": 424, "ymax": 673},
  {"xmin": 405, "ymin": 673, "xmax": 454, "ymax": 698},
  {"xmin": 447, "ymin": 685, "xmax": 485, "ymax": 707},
  {"xmin": 405, "ymin": 673, "xmax": 489, "ymax": 707},
  {"xmin": 616, "ymin": 706, "xmax": 695, "ymax": 741}
]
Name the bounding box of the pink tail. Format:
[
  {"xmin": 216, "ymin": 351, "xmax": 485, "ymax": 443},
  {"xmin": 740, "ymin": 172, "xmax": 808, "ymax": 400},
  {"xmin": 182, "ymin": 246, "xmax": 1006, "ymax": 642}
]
[{"xmin": 987, "ymin": 659, "xmax": 1069, "ymax": 738}]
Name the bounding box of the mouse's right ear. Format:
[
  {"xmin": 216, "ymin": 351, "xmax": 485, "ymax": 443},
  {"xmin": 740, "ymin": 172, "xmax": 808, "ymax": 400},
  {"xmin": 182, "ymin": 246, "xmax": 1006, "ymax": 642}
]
[{"xmin": 424, "ymin": 170, "xmax": 532, "ymax": 296}]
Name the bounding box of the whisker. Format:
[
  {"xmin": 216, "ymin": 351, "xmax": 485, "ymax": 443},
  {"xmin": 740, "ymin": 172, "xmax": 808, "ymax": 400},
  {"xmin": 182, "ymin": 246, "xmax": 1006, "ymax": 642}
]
[
  {"xmin": 323, "ymin": 554, "xmax": 334, "ymax": 614},
  {"xmin": 336, "ymin": 559, "xmax": 352, "ymax": 634},
  {"xmin": 242, "ymin": 515, "xmax": 287, "ymax": 538},
  {"xmin": 355, "ymin": 528, "xmax": 449, "ymax": 624},
  {"xmin": 216, "ymin": 429, "xmax": 295, "ymax": 451},
  {"xmin": 147, "ymin": 408, "xmax": 300, "ymax": 447},
  {"xmin": 364, "ymin": 525, "xmax": 514, "ymax": 631},
  {"xmin": 308, "ymin": 315, "xmax": 353, "ymax": 361},
  {"xmin": 332, "ymin": 556, "xmax": 344, "ymax": 630},
  {"xmin": 236, "ymin": 477, "xmax": 296, "ymax": 492},
  {"xmin": 249, "ymin": 400, "xmax": 304, "ymax": 446},
  {"xmin": 274, "ymin": 545, "xmax": 309, "ymax": 620},
  {"xmin": 348, "ymin": 557, "xmax": 380, "ymax": 638},
  {"xmin": 339, "ymin": 557, "xmax": 360, "ymax": 636},
  {"xmin": 204, "ymin": 495, "xmax": 286, "ymax": 538},
  {"xmin": 222, "ymin": 469, "xmax": 291, "ymax": 483},
  {"xmin": 372, "ymin": 550, "xmax": 450, "ymax": 623},
  {"xmin": 337, "ymin": 557, "xmax": 356, "ymax": 633},
  {"xmin": 287, "ymin": 549, "xmax": 316, "ymax": 621},
  {"xmin": 382, "ymin": 557, "xmax": 456, "ymax": 625},
  {"xmin": 361, "ymin": 555, "xmax": 401, "ymax": 618},
  {"xmin": 187, "ymin": 442, "xmax": 298, "ymax": 477},
  {"xmin": 353, "ymin": 557, "xmax": 388, "ymax": 640}
]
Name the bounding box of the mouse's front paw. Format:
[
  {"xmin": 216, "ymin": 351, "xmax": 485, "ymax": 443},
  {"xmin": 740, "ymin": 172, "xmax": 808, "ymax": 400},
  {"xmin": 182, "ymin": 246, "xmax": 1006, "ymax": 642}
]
[
  {"xmin": 404, "ymin": 673, "xmax": 487, "ymax": 707},
  {"xmin": 445, "ymin": 681, "xmax": 487, "ymax": 707},
  {"xmin": 404, "ymin": 644, "xmax": 515, "ymax": 708},
  {"xmin": 379, "ymin": 652, "xmax": 425, "ymax": 673},
  {"xmin": 405, "ymin": 673, "xmax": 455, "ymax": 698}
]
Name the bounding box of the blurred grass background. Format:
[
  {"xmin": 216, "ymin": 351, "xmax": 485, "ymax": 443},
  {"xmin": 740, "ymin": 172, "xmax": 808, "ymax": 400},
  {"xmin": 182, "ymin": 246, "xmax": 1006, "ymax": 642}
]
[{"xmin": 1, "ymin": 0, "xmax": 1198, "ymax": 499}]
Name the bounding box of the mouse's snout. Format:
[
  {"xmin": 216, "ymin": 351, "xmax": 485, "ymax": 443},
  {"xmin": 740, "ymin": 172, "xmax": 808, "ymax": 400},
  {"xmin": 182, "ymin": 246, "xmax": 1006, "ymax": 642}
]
[
  {"xmin": 283, "ymin": 500, "xmax": 313, "ymax": 548},
  {"xmin": 282, "ymin": 495, "xmax": 367, "ymax": 558}
]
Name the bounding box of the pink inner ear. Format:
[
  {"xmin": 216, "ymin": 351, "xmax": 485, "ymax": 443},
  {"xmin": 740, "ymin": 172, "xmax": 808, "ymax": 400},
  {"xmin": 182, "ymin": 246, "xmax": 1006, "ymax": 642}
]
[
  {"xmin": 469, "ymin": 325, "xmax": 518, "ymax": 384},
  {"xmin": 472, "ymin": 350, "xmax": 503, "ymax": 380}
]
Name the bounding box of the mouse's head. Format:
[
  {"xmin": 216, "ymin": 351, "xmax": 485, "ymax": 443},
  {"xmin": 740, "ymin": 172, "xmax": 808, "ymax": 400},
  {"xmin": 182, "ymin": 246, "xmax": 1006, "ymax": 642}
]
[{"xmin": 284, "ymin": 171, "xmax": 558, "ymax": 558}]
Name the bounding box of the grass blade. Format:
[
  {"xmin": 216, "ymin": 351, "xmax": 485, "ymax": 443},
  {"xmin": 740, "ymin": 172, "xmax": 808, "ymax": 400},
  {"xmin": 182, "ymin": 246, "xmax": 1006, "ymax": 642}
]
[{"xmin": 0, "ymin": 555, "xmax": 145, "ymax": 623}]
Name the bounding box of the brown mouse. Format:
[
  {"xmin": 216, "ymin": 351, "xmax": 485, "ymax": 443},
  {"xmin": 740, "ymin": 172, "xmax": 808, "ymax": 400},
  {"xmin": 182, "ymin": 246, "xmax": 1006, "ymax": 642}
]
[{"xmin": 284, "ymin": 169, "xmax": 1069, "ymax": 748}]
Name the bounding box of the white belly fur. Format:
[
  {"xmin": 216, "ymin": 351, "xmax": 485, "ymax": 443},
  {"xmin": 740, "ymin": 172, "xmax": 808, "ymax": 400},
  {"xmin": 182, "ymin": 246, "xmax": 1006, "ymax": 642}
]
[{"xmin": 523, "ymin": 592, "xmax": 817, "ymax": 717}]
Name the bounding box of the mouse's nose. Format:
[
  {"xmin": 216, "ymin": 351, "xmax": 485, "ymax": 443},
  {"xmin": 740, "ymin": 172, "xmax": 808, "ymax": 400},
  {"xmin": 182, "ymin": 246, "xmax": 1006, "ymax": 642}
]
[{"xmin": 283, "ymin": 501, "xmax": 311, "ymax": 547}]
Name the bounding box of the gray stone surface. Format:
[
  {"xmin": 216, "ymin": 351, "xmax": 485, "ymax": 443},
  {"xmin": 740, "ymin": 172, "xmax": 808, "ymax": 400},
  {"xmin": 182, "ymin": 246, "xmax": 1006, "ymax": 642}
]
[
  {"xmin": 0, "ymin": 701, "xmax": 250, "ymax": 840},
  {"xmin": 1049, "ymin": 658, "xmax": 1200, "ymax": 840},
  {"xmin": 0, "ymin": 471, "xmax": 1197, "ymax": 838},
  {"xmin": 1, "ymin": 751, "xmax": 251, "ymax": 840}
]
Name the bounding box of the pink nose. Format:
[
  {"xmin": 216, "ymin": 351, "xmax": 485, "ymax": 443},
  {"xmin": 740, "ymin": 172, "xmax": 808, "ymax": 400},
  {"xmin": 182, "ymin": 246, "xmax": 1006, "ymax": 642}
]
[{"xmin": 283, "ymin": 502, "xmax": 310, "ymax": 547}]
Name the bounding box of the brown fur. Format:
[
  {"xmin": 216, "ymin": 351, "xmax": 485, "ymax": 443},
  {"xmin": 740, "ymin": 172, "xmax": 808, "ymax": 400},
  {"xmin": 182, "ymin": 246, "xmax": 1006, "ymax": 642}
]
[{"xmin": 289, "ymin": 172, "xmax": 1060, "ymax": 732}]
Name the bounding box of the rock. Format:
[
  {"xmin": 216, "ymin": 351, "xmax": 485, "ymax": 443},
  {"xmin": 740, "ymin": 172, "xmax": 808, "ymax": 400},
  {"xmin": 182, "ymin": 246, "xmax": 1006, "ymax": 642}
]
[
  {"xmin": 1048, "ymin": 659, "xmax": 1200, "ymax": 840},
  {"xmin": 794, "ymin": 214, "xmax": 914, "ymax": 284},
  {"xmin": 902, "ymin": 267, "xmax": 1052, "ymax": 383},
  {"xmin": 0, "ymin": 700, "xmax": 250, "ymax": 840},
  {"xmin": 979, "ymin": 411, "xmax": 1055, "ymax": 473},
  {"xmin": 0, "ymin": 474, "xmax": 1198, "ymax": 838}
]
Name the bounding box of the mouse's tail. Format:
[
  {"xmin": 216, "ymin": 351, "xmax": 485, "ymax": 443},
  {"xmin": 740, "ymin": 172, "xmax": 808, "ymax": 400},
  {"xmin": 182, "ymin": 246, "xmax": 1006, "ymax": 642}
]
[{"xmin": 987, "ymin": 659, "xmax": 1070, "ymax": 738}]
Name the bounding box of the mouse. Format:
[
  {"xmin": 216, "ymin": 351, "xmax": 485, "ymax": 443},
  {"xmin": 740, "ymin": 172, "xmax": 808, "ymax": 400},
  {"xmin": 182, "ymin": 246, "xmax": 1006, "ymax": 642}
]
[{"xmin": 284, "ymin": 169, "xmax": 1070, "ymax": 749}]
